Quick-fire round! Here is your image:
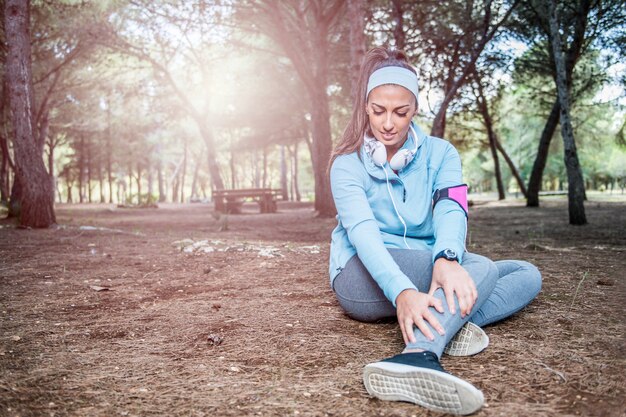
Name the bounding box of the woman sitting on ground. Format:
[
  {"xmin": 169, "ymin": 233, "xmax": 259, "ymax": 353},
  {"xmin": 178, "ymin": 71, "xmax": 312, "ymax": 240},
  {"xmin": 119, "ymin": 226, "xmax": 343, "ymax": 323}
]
[{"xmin": 328, "ymin": 47, "xmax": 542, "ymax": 415}]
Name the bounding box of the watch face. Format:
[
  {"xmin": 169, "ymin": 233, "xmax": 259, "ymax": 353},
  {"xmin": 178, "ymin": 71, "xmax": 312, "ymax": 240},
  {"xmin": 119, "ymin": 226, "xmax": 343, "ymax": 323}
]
[{"xmin": 444, "ymin": 249, "xmax": 457, "ymax": 259}]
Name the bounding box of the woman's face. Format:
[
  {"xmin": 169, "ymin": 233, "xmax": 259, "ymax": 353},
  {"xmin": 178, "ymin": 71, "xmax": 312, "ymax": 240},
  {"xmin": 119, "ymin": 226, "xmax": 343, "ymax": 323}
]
[{"xmin": 366, "ymin": 84, "xmax": 418, "ymax": 157}]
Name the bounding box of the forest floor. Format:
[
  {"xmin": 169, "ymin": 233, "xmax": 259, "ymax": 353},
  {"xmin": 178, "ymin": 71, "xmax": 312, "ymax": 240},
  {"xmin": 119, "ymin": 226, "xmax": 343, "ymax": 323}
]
[{"xmin": 0, "ymin": 196, "xmax": 625, "ymax": 417}]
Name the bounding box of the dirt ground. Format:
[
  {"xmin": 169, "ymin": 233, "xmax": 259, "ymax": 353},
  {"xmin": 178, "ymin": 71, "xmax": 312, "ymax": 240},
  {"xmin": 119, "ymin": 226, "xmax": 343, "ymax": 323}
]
[{"xmin": 0, "ymin": 198, "xmax": 624, "ymax": 417}]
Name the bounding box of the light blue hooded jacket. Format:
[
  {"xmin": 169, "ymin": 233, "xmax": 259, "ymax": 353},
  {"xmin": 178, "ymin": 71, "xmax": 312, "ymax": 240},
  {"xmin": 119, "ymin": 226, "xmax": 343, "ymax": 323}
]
[{"xmin": 329, "ymin": 122, "xmax": 467, "ymax": 306}]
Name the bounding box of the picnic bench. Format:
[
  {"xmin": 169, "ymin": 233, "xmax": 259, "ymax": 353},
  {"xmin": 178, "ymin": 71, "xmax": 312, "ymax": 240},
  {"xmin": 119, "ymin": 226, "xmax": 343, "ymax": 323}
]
[
  {"xmin": 538, "ymin": 190, "xmax": 567, "ymax": 196},
  {"xmin": 213, "ymin": 188, "xmax": 282, "ymax": 214}
]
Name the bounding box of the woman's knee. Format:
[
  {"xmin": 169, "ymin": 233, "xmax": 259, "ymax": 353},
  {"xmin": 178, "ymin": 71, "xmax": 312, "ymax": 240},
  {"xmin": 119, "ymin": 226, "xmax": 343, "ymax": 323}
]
[
  {"xmin": 463, "ymin": 253, "xmax": 499, "ymax": 293},
  {"xmin": 515, "ymin": 260, "xmax": 542, "ymax": 298}
]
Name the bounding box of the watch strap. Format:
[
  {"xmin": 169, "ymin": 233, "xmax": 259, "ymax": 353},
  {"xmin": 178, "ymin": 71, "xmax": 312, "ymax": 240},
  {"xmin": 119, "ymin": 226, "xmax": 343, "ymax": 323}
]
[{"xmin": 434, "ymin": 249, "xmax": 458, "ymax": 262}]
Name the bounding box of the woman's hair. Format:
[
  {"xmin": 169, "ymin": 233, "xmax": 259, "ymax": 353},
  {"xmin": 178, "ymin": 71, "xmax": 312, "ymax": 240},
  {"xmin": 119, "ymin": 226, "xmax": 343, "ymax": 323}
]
[{"xmin": 328, "ymin": 47, "xmax": 417, "ymax": 171}]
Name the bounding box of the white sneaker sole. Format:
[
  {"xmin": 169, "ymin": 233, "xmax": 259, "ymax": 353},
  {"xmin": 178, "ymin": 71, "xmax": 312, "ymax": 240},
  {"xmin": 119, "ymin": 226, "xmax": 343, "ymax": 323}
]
[
  {"xmin": 363, "ymin": 361, "xmax": 484, "ymax": 415},
  {"xmin": 444, "ymin": 322, "xmax": 489, "ymax": 357}
]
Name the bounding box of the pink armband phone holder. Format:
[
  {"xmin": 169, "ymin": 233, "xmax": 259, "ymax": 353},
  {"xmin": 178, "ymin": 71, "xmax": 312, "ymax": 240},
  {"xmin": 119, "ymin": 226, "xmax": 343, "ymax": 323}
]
[{"xmin": 433, "ymin": 184, "xmax": 468, "ymax": 217}]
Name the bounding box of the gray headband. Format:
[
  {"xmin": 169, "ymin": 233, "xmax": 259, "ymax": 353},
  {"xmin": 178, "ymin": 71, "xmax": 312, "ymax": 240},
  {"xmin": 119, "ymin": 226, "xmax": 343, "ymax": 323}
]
[{"xmin": 366, "ymin": 66, "xmax": 419, "ymax": 101}]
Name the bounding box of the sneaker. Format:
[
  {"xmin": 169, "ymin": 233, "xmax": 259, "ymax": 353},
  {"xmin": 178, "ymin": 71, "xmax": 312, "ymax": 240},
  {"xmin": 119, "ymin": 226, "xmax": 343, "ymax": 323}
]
[
  {"xmin": 363, "ymin": 351, "xmax": 484, "ymax": 415},
  {"xmin": 444, "ymin": 322, "xmax": 489, "ymax": 357}
]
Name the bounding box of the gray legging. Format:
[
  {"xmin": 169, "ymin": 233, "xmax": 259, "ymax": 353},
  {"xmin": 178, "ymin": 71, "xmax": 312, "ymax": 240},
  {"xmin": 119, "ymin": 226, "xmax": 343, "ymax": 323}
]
[{"xmin": 332, "ymin": 249, "xmax": 542, "ymax": 357}]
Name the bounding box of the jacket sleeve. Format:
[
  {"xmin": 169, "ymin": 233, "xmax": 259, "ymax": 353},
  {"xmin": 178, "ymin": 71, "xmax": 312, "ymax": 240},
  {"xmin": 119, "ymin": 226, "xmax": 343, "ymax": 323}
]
[
  {"xmin": 330, "ymin": 155, "xmax": 418, "ymax": 306},
  {"xmin": 431, "ymin": 143, "xmax": 467, "ymax": 264}
]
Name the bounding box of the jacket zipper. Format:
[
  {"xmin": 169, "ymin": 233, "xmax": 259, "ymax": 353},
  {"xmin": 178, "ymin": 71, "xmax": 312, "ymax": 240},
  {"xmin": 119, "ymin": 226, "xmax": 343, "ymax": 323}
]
[{"xmin": 403, "ymin": 187, "xmax": 406, "ymax": 202}]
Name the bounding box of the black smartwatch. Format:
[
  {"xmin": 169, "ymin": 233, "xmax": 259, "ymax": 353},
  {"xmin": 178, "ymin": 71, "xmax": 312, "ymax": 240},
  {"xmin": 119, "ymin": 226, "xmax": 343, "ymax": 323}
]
[{"xmin": 434, "ymin": 248, "xmax": 459, "ymax": 262}]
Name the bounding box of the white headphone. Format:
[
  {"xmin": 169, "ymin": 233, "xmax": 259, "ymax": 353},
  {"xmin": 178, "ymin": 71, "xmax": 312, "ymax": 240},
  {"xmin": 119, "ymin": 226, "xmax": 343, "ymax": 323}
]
[
  {"xmin": 363, "ymin": 123, "xmax": 422, "ymax": 250},
  {"xmin": 364, "ymin": 123, "xmax": 420, "ymax": 170}
]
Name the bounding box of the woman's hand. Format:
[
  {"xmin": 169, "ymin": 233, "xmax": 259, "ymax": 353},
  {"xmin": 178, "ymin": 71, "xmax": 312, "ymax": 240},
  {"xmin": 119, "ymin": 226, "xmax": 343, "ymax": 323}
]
[
  {"xmin": 429, "ymin": 259, "xmax": 478, "ymax": 318},
  {"xmin": 395, "ymin": 289, "xmax": 445, "ymax": 344}
]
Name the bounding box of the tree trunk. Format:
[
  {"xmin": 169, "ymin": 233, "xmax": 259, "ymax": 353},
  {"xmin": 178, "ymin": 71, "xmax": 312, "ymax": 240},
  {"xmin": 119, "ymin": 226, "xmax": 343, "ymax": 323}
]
[
  {"xmin": 348, "ymin": 0, "xmax": 366, "ymax": 101},
  {"xmin": 4, "ymin": 0, "xmax": 55, "ymax": 227},
  {"xmin": 8, "ymin": 178, "xmax": 22, "ymax": 218},
  {"xmin": 200, "ymin": 182, "xmax": 206, "ymax": 199},
  {"xmin": 194, "ymin": 121, "xmax": 223, "ymax": 191},
  {"xmin": 86, "ymin": 138, "xmax": 92, "ymax": 203},
  {"xmin": 495, "ymin": 137, "xmax": 527, "ymax": 198},
  {"xmin": 0, "ymin": 77, "xmax": 10, "ymax": 183},
  {"xmin": 65, "ymin": 170, "xmax": 73, "ymax": 203},
  {"xmin": 307, "ymin": 10, "xmax": 336, "ymax": 216},
  {"xmin": 47, "ymin": 135, "xmax": 57, "ymax": 203},
  {"xmin": 288, "ymin": 148, "xmax": 294, "ymax": 201},
  {"xmin": 127, "ymin": 166, "xmax": 133, "ymax": 204},
  {"xmin": 47, "ymin": 137, "xmax": 54, "ymax": 178},
  {"xmin": 488, "ymin": 132, "xmax": 505, "ymax": 200},
  {"xmin": 262, "ymin": 147, "xmax": 268, "ymax": 189},
  {"xmin": 527, "ymin": 0, "xmax": 590, "ymax": 207},
  {"xmin": 106, "ymin": 97, "xmax": 114, "ymax": 203},
  {"xmin": 180, "ymin": 138, "xmax": 187, "ymax": 203},
  {"xmin": 302, "ymin": 122, "xmax": 313, "ymax": 168},
  {"xmin": 98, "ymin": 153, "xmax": 105, "ymax": 203},
  {"xmin": 290, "ymin": 142, "xmax": 301, "ymax": 202},
  {"xmin": 136, "ymin": 163, "xmax": 142, "ymax": 204},
  {"xmin": 172, "ymin": 174, "xmax": 179, "ymax": 203},
  {"xmin": 190, "ymin": 152, "xmax": 202, "ymax": 200},
  {"xmin": 147, "ymin": 159, "xmax": 154, "ymax": 203},
  {"xmin": 37, "ymin": 108, "xmax": 49, "ymax": 155},
  {"xmin": 526, "ymin": 99, "xmax": 560, "ymax": 206},
  {"xmin": 548, "ymin": 0, "xmax": 586, "ymax": 225},
  {"xmin": 229, "ymin": 137, "xmax": 236, "ymax": 189},
  {"xmin": 476, "ymin": 85, "xmax": 505, "ymax": 199},
  {"xmin": 107, "ymin": 152, "xmax": 114, "ymax": 204},
  {"xmin": 280, "ymin": 145, "xmax": 289, "ymax": 200},
  {"xmin": 0, "ymin": 155, "xmax": 7, "ymax": 205},
  {"xmin": 168, "ymin": 156, "xmax": 183, "ymax": 202},
  {"xmin": 78, "ymin": 136, "xmax": 85, "ymax": 203},
  {"xmin": 309, "ymin": 87, "xmax": 335, "ymax": 216},
  {"xmin": 157, "ymin": 158, "xmax": 165, "ymax": 202},
  {"xmin": 0, "ymin": 133, "xmax": 11, "ymax": 204},
  {"xmin": 118, "ymin": 174, "xmax": 127, "ymax": 205},
  {"xmin": 253, "ymin": 149, "xmax": 260, "ymax": 188},
  {"xmin": 55, "ymin": 179, "xmax": 62, "ymax": 204}
]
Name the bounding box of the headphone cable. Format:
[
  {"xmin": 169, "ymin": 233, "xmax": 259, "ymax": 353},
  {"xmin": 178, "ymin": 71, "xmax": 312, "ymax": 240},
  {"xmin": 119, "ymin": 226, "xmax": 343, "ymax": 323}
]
[{"xmin": 382, "ymin": 165, "xmax": 411, "ymax": 250}]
